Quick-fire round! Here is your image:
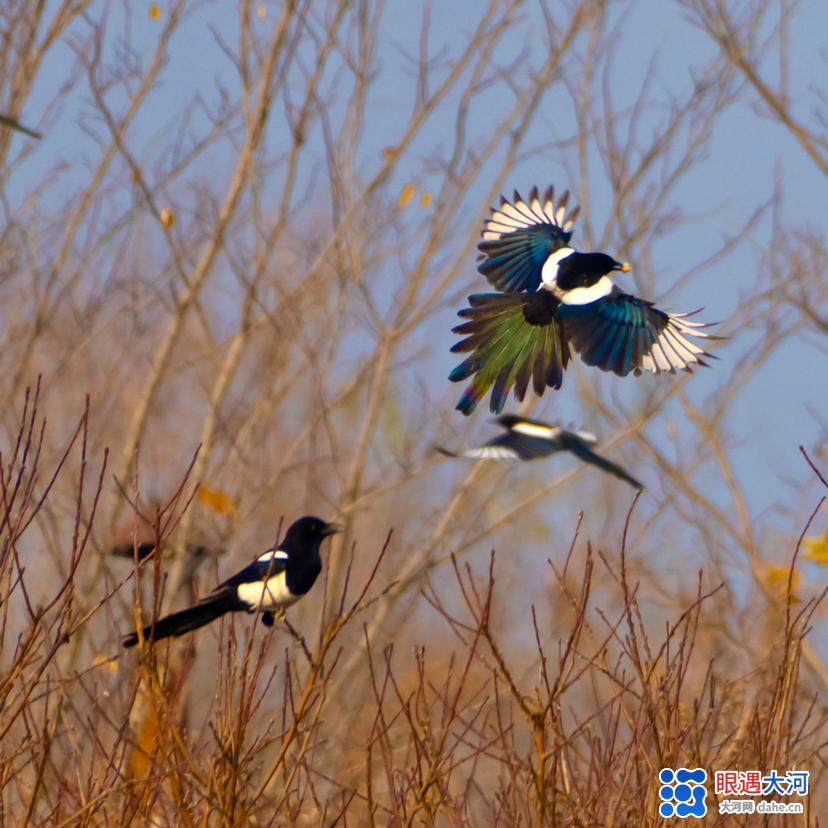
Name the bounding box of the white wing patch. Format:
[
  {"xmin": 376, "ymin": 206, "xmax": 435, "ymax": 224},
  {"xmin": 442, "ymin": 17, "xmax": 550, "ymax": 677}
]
[
  {"xmin": 258, "ymin": 548, "xmax": 288, "ymax": 563},
  {"xmin": 511, "ymin": 421, "xmax": 560, "ymax": 439},
  {"xmin": 238, "ymin": 572, "xmax": 298, "ymax": 611},
  {"xmin": 640, "ymin": 313, "xmax": 711, "ymax": 374},
  {"xmin": 481, "ymin": 187, "xmax": 580, "ymax": 241},
  {"xmin": 540, "ymin": 247, "xmax": 576, "ymax": 289},
  {"xmin": 464, "ymin": 446, "xmax": 520, "ymax": 460}
]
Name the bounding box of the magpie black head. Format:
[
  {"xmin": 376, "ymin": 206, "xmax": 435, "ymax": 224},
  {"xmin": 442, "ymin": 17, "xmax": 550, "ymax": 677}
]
[
  {"xmin": 554, "ymin": 252, "xmax": 631, "ymax": 292},
  {"xmin": 283, "ymin": 516, "xmax": 341, "ymax": 551},
  {"xmin": 563, "ymin": 252, "xmax": 629, "ymax": 277}
]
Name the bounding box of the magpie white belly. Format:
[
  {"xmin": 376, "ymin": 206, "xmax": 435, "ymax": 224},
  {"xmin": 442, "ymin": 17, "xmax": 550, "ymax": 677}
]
[{"xmin": 238, "ymin": 573, "xmax": 298, "ymax": 611}]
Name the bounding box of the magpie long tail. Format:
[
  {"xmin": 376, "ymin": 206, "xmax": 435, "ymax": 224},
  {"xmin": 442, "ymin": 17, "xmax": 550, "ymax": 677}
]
[
  {"xmin": 564, "ymin": 439, "xmax": 643, "ymax": 490},
  {"xmin": 122, "ymin": 590, "xmax": 241, "ymax": 648}
]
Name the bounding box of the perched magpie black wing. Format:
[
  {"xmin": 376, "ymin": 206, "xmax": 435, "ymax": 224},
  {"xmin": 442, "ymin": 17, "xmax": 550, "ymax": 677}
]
[
  {"xmin": 558, "ymin": 431, "xmax": 642, "ymax": 489},
  {"xmin": 477, "ymin": 186, "xmax": 579, "ymax": 293},
  {"xmin": 217, "ymin": 547, "xmax": 287, "ymax": 590},
  {"xmin": 467, "ymin": 431, "xmax": 558, "ymax": 460},
  {"xmin": 449, "ymin": 292, "xmax": 571, "ymax": 415},
  {"xmin": 559, "ymin": 289, "xmax": 714, "ymax": 377}
]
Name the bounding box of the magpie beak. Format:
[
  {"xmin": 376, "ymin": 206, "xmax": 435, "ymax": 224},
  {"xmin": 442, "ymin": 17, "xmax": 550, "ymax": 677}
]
[
  {"xmin": 615, "ymin": 261, "xmax": 631, "ymax": 273},
  {"xmin": 321, "ymin": 522, "xmax": 342, "ymax": 537}
]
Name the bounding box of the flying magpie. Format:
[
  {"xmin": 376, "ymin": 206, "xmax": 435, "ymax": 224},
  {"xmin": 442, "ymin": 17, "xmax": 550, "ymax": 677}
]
[
  {"xmin": 122, "ymin": 516, "xmax": 340, "ymax": 647},
  {"xmin": 111, "ymin": 540, "xmax": 216, "ymax": 564},
  {"xmin": 449, "ymin": 186, "xmax": 716, "ymax": 414},
  {"xmin": 438, "ymin": 414, "xmax": 642, "ymax": 489},
  {"xmin": 0, "ymin": 113, "xmax": 42, "ymax": 139}
]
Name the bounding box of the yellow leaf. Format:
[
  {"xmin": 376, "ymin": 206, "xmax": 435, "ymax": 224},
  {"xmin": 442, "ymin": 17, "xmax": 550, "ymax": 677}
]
[
  {"xmin": 92, "ymin": 653, "xmax": 117, "ymax": 674},
  {"xmin": 398, "ymin": 183, "xmax": 415, "ymax": 208},
  {"xmin": 131, "ymin": 704, "xmax": 162, "ymax": 780},
  {"xmin": 149, "ymin": 4, "xmax": 161, "ymax": 21},
  {"xmin": 420, "ymin": 191, "xmax": 432, "ymax": 208},
  {"xmin": 159, "ymin": 207, "xmax": 174, "ymax": 228},
  {"xmin": 766, "ymin": 565, "xmax": 801, "ymax": 603},
  {"xmin": 199, "ymin": 485, "xmax": 236, "ymax": 517},
  {"xmin": 381, "ymin": 146, "xmax": 399, "ymax": 161},
  {"xmin": 803, "ymin": 531, "xmax": 828, "ymax": 565}
]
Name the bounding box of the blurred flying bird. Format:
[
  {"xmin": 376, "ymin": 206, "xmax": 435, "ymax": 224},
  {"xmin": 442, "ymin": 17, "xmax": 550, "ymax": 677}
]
[
  {"xmin": 449, "ymin": 186, "xmax": 716, "ymax": 414},
  {"xmin": 111, "ymin": 540, "xmax": 217, "ymax": 564},
  {"xmin": 0, "ymin": 113, "xmax": 42, "ymax": 139},
  {"xmin": 437, "ymin": 414, "xmax": 642, "ymax": 489},
  {"xmin": 122, "ymin": 516, "xmax": 340, "ymax": 647}
]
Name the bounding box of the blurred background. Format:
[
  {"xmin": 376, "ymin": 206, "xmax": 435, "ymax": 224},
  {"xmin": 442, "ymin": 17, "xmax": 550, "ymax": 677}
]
[{"xmin": 0, "ymin": 0, "xmax": 826, "ymax": 823}]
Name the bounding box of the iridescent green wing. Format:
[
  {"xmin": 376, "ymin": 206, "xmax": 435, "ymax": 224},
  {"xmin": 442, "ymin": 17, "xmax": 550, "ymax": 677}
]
[{"xmin": 448, "ymin": 292, "xmax": 570, "ymax": 415}]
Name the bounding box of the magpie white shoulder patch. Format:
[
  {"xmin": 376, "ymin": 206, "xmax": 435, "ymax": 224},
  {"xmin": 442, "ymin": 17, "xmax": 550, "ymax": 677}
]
[
  {"xmin": 540, "ymin": 247, "xmax": 575, "ymax": 289},
  {"xmin": 511, "ymin": 421, "xmax": 560, "ymax": 439},
  {"xmin": 258, "ymin": 548, "xmax": 288, "ymax": 563}
]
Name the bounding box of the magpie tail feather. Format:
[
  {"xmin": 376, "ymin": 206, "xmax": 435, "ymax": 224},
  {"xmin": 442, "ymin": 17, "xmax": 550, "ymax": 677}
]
[{"xmin": 122, "ymin": 590, "xmax": 241, "ymax": 648}]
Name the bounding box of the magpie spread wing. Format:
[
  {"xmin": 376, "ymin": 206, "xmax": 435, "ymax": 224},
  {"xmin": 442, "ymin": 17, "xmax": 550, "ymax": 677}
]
[
  {"xmin": 558, "ymin": 431, "xmax": 642, "ymax": 489},
  {"xmin": 559, "ymin": 289, "xmax": 714, "ymax": 376},
  {"xmin": 477, "ymin": 186, "xmax": 579, "ymax": 293},
  {"xmin": 449, "ymin": 291, "xmax": 570, "ymax": 415}
]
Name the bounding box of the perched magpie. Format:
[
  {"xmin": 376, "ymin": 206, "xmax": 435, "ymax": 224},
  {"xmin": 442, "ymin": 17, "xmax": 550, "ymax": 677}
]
[
  {"xmin": 449, "ymin": 186, "xmax": 716, "ymax": 414},
  {"xmin": 438, "ymin": 414, "xmax": 642, "ymax": 489},
  {"xmin": 122, "ymin": 516, "xmax": 340, "ymax": 647}
]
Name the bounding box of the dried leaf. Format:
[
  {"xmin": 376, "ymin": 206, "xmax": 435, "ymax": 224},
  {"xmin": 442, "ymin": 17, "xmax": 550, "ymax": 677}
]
[
  {"xmin": 766, "ymin": 564, "xmax": 801, "ymax": 603},
  {"xmin": 398, "ymin": 183, "xmax": 415, "ymax": 208},
  {"xmin": 420, "ymin": 191, "xmax": 432, "ymax": 208},
  {"xmin": 160, "ymin": 207, "xmax": 174, "ymax": 228},
  {"xmin": 803, "ymin": 530, "xmax": 828, "ymax": 565},
  {"xmin": 199, "ymin": 485, "xmax": 236, "ymax": 517}
]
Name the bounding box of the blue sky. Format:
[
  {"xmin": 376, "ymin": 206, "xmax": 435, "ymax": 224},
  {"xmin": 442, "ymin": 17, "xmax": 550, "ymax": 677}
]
[{"xmin": 9, "ymin": 0, "xmax": 827, "ymax": 587}]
